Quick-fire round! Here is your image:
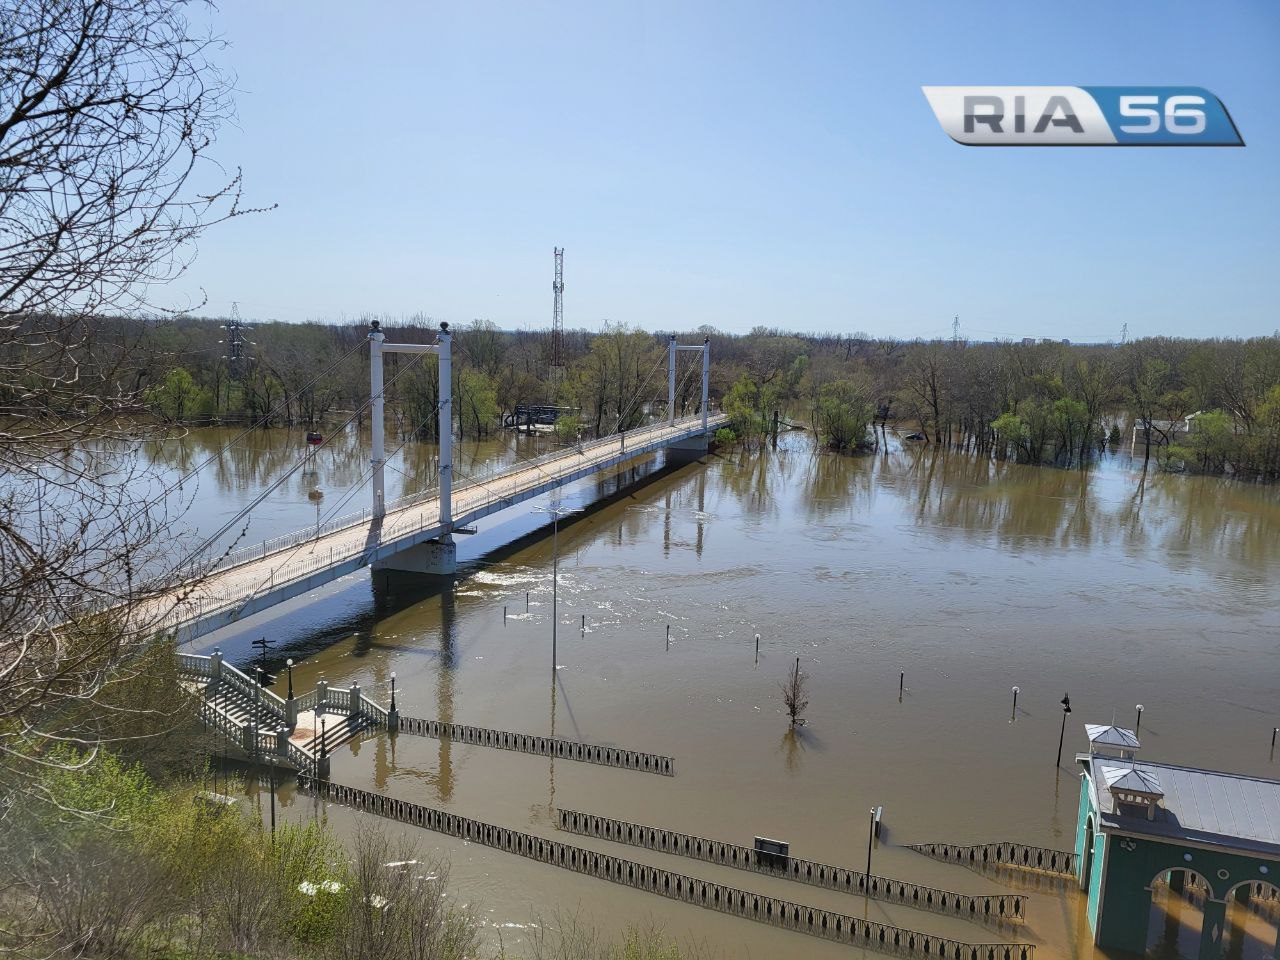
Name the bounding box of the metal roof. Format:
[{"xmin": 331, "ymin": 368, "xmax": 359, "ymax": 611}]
[
  {"xmin": 1085, "ymin": 724, "xmax": 1141, "ymax": 749},
  {"xmin": 1083, "ymin": 755, "xmax": 1280, "ymax": 858},
  {"xmin": 1099, "ymin": 763, "xmax": 1164, "ymax": 797}
]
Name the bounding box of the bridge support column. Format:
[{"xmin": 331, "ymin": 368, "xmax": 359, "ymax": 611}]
[
  {"xmin": 369, "ymin": 325, "xmax": 386, "ymax": 518},
  {"xmin": 667, "ymin": 335, "xmax": 676, "ymax": 424},
  {"xmin": 666, "ymin": 434, "xmax": 709, "ymax": 466},
  {"xmin": 372, "ymin": 537, "xmax": 457, "ymax": 583},
  {"xmin": 701, "ymin": 336, "xmax": 710, "ymax": 432}
]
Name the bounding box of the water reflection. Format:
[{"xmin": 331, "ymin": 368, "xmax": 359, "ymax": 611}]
[
  {"xmin": 773, "ymin": 441, "xmax": 1280, "ymax": 576},
  {"xmin": 190, "ymin": 428, "xmax": 1280, "ymax": 960}
]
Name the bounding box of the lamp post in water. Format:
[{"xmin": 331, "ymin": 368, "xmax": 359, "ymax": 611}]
[
  {"xmin": 533, "ymin": 501, "xmax": 574, "ymax": 671},
  {"xmin": 866, "ymin": 808, "xmax": 876, "ymax": 878},
  {"xmin": 1056, "ymin": 693, "xmax": 1073, "ymax": 767}
]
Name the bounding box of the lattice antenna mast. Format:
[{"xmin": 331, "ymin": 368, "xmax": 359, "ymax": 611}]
[
  {"xmin": 551, "ymin": 247, "xmax": 565, "ymax": 380},
  {"xmin": 1121, "ymin": 322, "xmax": 1129, "ymax": 344},
  {"xmin": 952, "ymin": 315, "xmax": 961, "ymax": 344}
]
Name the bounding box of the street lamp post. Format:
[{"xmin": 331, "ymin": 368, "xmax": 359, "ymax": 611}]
[
  {"xmin": 269, "ymin": 737, "xmax": 278, "ymax": 841},
  {"xmin": 390, "ymin": 672, "xmax": 397, "ymax": 713},
  {"xmin": 1056, "ymin": 693, "xmax": 1073, "ymax": 766},
  {"xmin": 533, "ymin": 502, "xmax": 573, "ymax": 671},
  {"xmin": 1135, "ymin": 704, "xmax": 1144, "ymax": 737},
  {"xmin": 286, "ymin": 658, "xmax": 294, "ymax": 699},
  {"xmin": 866, "ymin": 808, "xmax": 876, "ymax": 877},
  {"xmin": 1010, "ymin": 685, "xmax": 1020, "ymax": 721},
  {"xmin": 253, "ymin": 667, "xmax": 263, "ymax": 759}
]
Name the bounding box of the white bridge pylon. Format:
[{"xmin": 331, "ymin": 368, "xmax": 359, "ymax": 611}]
[
  {"xmin": 668, "ymin": 334, "xmax": 710, "ymax": 431},
  {"xmin": 369, "ymin": 319, "xmax": 452, "ymax": 527}
]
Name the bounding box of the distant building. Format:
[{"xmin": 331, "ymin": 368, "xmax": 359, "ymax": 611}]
[
  {"xmin": 1131, "ymin": 411, "xmax": 1204, "ymax": 450},
  {"xmin": 1074, "ymin": 724, "xmax": 1280, "ymax": 958},
  {"xmin": 1021, "ymin": 337, "xmax": 1036, "ymax": 345}
]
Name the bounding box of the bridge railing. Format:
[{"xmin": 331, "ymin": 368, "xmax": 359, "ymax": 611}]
[
  {"xmin": 908, "ymin": 842, "xmax": 1078, "ymax": 879},
  {"xmin": 198, "ymin": 698, "xmax": 242, "ymax": 741},
  {"xmin": 179, "ymin": 654, "xmax": 289, "ymax": 723},
  {"xmin": 356, "ymin": 693, "xmax": 391, "ymax": 727},
  {"xmin": 177, "ymin": 414, "xmax": 725, "ymax": 630},
  {"xmin": 222, "ymin": 661, "xmax": 288, "ymax": 718},
  {"xmin": 177, "ymin": 652, "xmax": 214, "ymax": 678},
  {"xmin": 445, "ymin": 413, "xmax": 724, "ymax": 523},
  {"xmin": 212, "ymin": 504, "xmax": 380, "ymax": 573},
  {"xmin": 293, "ymin": 688, "xmax": 320, "ymax": 713},
  {"xmin": 322, "ymin": 686, "xmax": 353, "ymax": 712}
]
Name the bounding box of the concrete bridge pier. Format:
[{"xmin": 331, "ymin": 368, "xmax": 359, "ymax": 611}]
[
  {"xmin": 666, "ymin": 434, "xmax": 710, "ymax": 466},
  {"xmin": 372, "ymin": 536, "xmax": 457, "ymax": 589}
]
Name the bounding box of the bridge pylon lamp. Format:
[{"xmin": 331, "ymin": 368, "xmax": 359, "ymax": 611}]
[
  {"xmin": 669, "ymin": 335, "xmax": 711, "ymax": 428},
  {"xmin": 369, "ymin": 320, "xmax": 452, "ymax": 527}
]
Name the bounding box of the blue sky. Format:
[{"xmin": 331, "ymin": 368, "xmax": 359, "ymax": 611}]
[{"xmin": 179, "ymin": 1, "xmax": 1280, "ymax": 339}]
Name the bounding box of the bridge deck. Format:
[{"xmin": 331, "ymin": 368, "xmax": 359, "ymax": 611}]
[{"xmin": 147, "ymin": 414, "xmax": 725, "ymax": 641}]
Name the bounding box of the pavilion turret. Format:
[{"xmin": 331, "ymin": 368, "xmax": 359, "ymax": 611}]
[{"xmin": 1085, "ymin": 723, "xmax": 1141, "ymax": 760}]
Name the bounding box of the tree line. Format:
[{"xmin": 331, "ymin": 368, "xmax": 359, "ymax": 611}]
[{"xmin": 116, "ymin": 315, "xmax": 1280, "ymax": 482}]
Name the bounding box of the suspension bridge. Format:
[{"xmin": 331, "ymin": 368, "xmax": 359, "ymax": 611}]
[{"xmin": 137, "ymin": 323, "xmax": 725, "ymax": 643}]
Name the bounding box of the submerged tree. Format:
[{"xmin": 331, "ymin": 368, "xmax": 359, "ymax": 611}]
[{"xmin": 779, "ymin": 657, "xmax": 809, "ymax": 727}]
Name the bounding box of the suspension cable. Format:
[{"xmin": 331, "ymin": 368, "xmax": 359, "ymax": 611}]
[
  {"xmin": 182, "ymin": 342, "xmax": 438, "ymax": 573},
  {"xmin": 159, "ymin": 336, "xmax": 369, "ymax": 495}
]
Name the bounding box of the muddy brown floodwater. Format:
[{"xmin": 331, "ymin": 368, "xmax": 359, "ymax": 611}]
[{"xmin": 167, "ymin": 425, "xmax": 1280, "ymax": 960}]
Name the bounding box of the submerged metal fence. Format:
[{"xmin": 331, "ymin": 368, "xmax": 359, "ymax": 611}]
[
  {"xmin": 300, "ymin": 777, "xmax": 1035, "ymax": 960},
  {"xmin": 908, "ymin": 842, "xmax": 1077, "ymax": 879},
  {"xmin": 396, "ymin": 716, "xmax": 675, "ymax": 776},
  {"xmin": 557, "ymin": 809, "xmax": 1026, "ymax": 925}
]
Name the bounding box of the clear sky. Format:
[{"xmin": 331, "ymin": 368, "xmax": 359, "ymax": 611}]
[{"xmin": 178, "ymin": 1, "xmax": 1280, "ymax": 340}]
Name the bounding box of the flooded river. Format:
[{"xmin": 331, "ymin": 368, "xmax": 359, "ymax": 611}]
[{"xmin": 161, "ymin": 425, "xmax": 1280, "ymax": 959}]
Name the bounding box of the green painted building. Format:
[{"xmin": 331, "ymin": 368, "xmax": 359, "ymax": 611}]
[{"xmin": 1074, "ymin": 724, "xmax": 1280, "ymax": 958}]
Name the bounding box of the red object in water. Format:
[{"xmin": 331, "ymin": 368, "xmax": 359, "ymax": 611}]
[{"xmin": 306, "ymin": 431, "xmax": 323, "ymax": 445}]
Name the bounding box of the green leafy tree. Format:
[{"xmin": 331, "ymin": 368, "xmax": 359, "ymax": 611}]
[
  {"xmin": 456, "ymin": 368, "xmax": 499, "ymax": 439},
  {"xmin": 143, "ymin": 367, "xmax": 214, "ymax": 421},
  {"xmin": 814, "ymin": 378, "xmax": 873, "ymax": 452}
]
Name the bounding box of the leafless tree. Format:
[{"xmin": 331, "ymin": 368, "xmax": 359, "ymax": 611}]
[
  {"xmin": 0, "ymin": 0, "xmax": 260, "ymax": 808},
  {"xmin": 778, "ymin": 656, "xmax": 808, "ymax": 727},
  {"xmin": 328, "ymin": 825, "xmax": 479, "ymax": 960}
]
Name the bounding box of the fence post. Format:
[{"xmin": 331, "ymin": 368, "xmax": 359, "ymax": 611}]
[
  {"xmin": 209, "ymin": 647, "xmax": 223, "ymax": 682},
  {"xmin": 349, "ymin": 681, "xmax": 361, "ymax": 716}
]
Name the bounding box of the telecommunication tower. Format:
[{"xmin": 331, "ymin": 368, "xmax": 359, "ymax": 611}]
[
  {"xmin": 1120, "ymin": 322, "xmax": 1129, "ymax": 344},
  {"xmin": 550, "ymin": 248, "xmax": 564, "ymax": 381},
  {"xmin": 952, "ymin": 315, "xmax": 961, "ymax": 344}
]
